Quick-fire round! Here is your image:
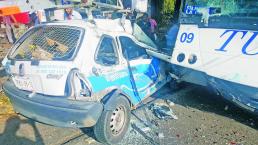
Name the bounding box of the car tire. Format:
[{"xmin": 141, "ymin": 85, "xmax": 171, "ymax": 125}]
[{"xmin": 93, "ymin": 95, "xmax": 131, "ymax": 144}]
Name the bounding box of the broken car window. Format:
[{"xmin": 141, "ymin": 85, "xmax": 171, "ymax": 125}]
[
  {"xmin": 95, "ymin": 36, "xmax": 118, "ymax": 66},
  {"xmin": 133, "ymin": 23, "xmax": 157, "ymax": 49},
  {"xmin": 119, "ymin": 36, "xmax": 148, "ymax": 60}
]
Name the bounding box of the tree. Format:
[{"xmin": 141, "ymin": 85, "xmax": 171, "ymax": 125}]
[
  {"xmin": 162, "ymin": 0, "xmax": 176, "ymax": 14},
  {"xmin": 157, "ymin": 0, "xmax": 176, "ymax": 28}
]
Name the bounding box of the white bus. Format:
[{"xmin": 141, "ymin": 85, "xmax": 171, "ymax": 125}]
[{"xmin": 148, "ymin": 0, "xmax": 258, "ymax": 114}]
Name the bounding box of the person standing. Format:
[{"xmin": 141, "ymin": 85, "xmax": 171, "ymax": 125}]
[
  {"xmin": 64, "ymin": 8, "xmax": 82, "ymax": 20},
  {"xmin": 149, "ymin": 15, "xmax": 158, "ymax": 41},
  {"xmin": 29, "ymin": 10, "xmax": 47, "ymax": 26},
  {"xmin": 137, "ymin": 13, "xmax": 151, "ymax": 36},
  {"xmin": 36, "ymin": 10, "xmax": 47, "ymax": 25},
  {"xmin": 137, "ymin": 13, "xmax": 158, "ymax": 42},
  {"xmin": 3, "ymin": 15, "xmax": 17, "ymax": 44}
]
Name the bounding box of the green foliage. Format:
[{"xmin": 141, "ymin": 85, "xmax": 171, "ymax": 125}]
[
  {"xmin": 157, "ymin": 13, "xmax": 174, "ymax": 28},
  {"xmin": 157, "ymin": 0, "xmax": 176, "ymax": 28},
  {"xmin": 162, "ymin": 0, "xmax": 176, "ymax": 13}
]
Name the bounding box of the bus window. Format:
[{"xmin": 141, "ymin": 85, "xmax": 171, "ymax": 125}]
[
  {"xmin": 181, "ymin": 0, "xmax": 258, "ymax": 30},
  {"xmin": 183, "ymin": 0, "xmax": 258, "ymax": 16}
]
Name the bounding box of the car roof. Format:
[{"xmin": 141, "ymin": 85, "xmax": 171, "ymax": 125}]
[
  {"xmin": 43, "ymin": 19, "xmax": 133, "ymax": 37},
  {"xmin": 40, "ymin": 19, "xmax": 157, "ymax": 49}
]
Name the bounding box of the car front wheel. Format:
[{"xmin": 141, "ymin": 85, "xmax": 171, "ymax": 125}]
[{"xmin": 93, "ymin": 96, "xmax": 131, "ymax": 144}]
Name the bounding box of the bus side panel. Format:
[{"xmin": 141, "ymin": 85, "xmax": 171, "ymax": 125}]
[
  {"xmin": 170, "ymin": 24, "xmax": 203, "ymax": 69},
  {"xmin": 169, "ymin": 24, "xmax": 208, "ymax": 86},
  {"xmin": 199, "ymin": 28, "xmax": 258, "ymax": 88}
]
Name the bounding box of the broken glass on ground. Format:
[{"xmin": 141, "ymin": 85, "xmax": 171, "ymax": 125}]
[{"xmin": 149, "ymin": 102, "xmax": 178, "ymax": 120}]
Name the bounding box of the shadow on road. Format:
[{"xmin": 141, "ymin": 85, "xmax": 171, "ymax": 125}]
[
  {"xmin": 0, "ymin": 116, "xmax": 44, "ymax": 145},
  {"xmin": 166, "ymin": 83, "xmax": 258, "ymax": 130},
  {"xmin": 80, "ymin": 127, "xmax": 96, "ymax": 140}
]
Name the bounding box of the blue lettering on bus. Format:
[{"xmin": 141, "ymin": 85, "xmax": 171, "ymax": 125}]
[
  {"xmin": 185, "ymin": 5, "xmax": 198, "ymax": 15},
  {"xmin": 187, "ymin": 33, "xmax": 194, "ymax": 43},
  {"xmin": 215, "ymin": 30, "xmax": 258, "ymax": 55},
  {"xmin": 180, "ymin": 32, "xmax": 194, "ymax": 43},
  {"xmin": 215, "ymin": 30, "xmax": 248, "ymax": 52},
  {"xmin": 180, "ymin": 33, "xmax": 187, "ymax": 42},
  {"xmin": 242, "ymin": 32, "xmax": 258, "ymax": 55}
]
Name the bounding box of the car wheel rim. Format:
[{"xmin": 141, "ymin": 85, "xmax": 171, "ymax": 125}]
[{"xmin": 110, "ymin": 106, "xmax": 126, "ymax": 136}]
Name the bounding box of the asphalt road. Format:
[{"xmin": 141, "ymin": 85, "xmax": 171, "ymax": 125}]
[{"xmin": 0, "ymin": 84, "xmax": 257, "ymax": 145}]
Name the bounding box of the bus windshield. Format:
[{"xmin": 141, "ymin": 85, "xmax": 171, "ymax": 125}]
[
  {"xmin": 184, "ymin": 0, "xmax": 258, "ymax": 17},
  {"xmin": 182, "ymin": 0, "xmax": 258, "ymax": 30}
]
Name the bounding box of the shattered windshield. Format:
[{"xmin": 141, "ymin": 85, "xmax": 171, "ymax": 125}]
[
  {"xmin": 184, "ymin": 0, "xmax": 258, "ymax": 17},
  {"xmin": 133, "ymin": 24, "xmax": 157, "ymax": 49},
  {"xmin": 9, "ymin": 26, "xmax": 83, "ymax": 61}
]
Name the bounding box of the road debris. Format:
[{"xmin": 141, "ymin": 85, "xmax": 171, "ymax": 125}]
[
  {"xmin": 224, "ymin": 105, "xmax": 229, "ymax": 111},
  {"xmin": 149, "ymin": 103, "xmax": 178, "ymax": 120},
  {"xmin": 157, "ymin": 132, "xmax": 164, "ymax": 139},
  {"xmin": 131, "ymin": 123, "xmax": 159, "ymax": 145},
  {"xmin": 166, "ymin": 99, "xmax": 175, "ymax": 106},
  {"xmin": 151, "ymin": 120, "xmax": 159, "ymax": 127},
  {"xmin": 141, "ymin": 127, "xmax": 151, "ymax": 133}
]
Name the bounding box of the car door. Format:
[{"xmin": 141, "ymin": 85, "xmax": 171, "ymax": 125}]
[
  {"xmin": 118, "ymin": 36, "xmax": 160, "ymax": 104},
  {"xmin": 87, "ymin": 35, "xmax": 123, "ymax": 93}
]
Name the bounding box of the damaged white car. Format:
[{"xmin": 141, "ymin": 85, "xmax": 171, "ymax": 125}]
[{"xmin": 2, "ymin": 19, "xmax": 169, "ymax": 144}]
